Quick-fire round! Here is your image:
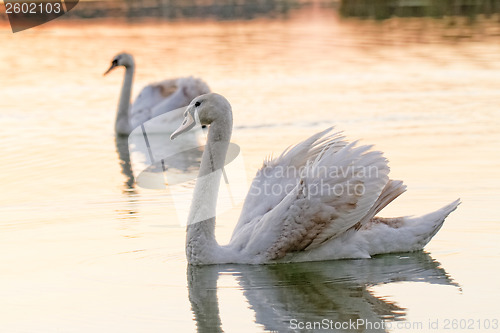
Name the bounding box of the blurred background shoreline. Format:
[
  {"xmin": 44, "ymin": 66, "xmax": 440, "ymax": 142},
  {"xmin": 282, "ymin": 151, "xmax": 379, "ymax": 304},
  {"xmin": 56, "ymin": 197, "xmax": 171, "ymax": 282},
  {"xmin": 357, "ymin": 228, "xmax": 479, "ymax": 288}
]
[
  {"xmin": 1, "ymin": 0, "xmax": 500, "ymax": 22},
  {"xmin": 2, "ymin": 0, "xmax": 500, "ymax": 43}
]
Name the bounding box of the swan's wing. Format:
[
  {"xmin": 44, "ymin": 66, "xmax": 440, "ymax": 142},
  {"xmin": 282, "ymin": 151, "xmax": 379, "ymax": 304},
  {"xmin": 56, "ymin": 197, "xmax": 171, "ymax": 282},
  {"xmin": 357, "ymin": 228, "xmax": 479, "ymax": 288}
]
[
  {"xmin": 230, "ymin": 129, "xmax": 390, "ymax": 260},
  {"xmin": 129, "ymin": 80, "xmax": 177, "ymax": 130},
  {"xmin": 131, "ymin": 79, "xmax": 177, "ymax": 114},
  {"xmin": 130, "ymin": 77, "xmax": 210, "ymax": 131},
  {"xmin": 132, "ymin": 76, "xmax": 210, "ymax": 115},
  {"xmin": 174, "ymin": 76, "xmax": 211, "ymax": 101},
  {"xmin": 150, "ymin": 77, "xmax": 210, "ymax": 117},
  {"xmin": 232, "ymin": 128, "xmax": 348, "ymax": 233}
]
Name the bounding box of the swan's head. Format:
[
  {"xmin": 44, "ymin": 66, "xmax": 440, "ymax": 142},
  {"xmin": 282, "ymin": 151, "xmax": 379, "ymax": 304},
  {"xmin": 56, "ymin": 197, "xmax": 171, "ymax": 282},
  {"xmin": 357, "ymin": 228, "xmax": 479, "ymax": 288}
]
[
  {"xmin": 171, "ymin": 93, "xmax": 232, "ymax": 140},
  {"xmin": 104, "ymin": 52, "xmax": 135, "ymax": 75}
]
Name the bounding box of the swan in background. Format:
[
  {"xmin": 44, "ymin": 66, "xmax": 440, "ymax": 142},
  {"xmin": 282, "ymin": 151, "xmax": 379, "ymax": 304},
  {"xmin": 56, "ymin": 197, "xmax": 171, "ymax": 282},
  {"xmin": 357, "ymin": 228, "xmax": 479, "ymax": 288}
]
[
  {"xmin": 171, "ymin": 93, "xmax": 460, "ymax": 265},
  {"xmin": 104, "ymin": 52, "xmax": 210, "ymax": 135}
]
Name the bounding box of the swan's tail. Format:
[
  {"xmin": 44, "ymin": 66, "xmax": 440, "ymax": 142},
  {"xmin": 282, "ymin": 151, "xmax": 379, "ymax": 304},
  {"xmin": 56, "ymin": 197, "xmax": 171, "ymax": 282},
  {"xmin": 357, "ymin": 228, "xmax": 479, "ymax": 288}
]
[
  {"xmin": 407, "ymin": 199, "xmax": 461, "ymax": 247},
  {"xmin": 364, "ymin": 199, "xmax": 460, "ymax": 256}
]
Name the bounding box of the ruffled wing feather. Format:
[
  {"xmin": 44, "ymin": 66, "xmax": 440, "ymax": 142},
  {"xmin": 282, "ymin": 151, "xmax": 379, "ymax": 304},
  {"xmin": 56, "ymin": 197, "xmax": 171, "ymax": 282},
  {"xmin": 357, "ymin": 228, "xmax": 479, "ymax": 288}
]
[{"xmin": 229, "ymin": 128, "xmax": 390, "ymax": 261}]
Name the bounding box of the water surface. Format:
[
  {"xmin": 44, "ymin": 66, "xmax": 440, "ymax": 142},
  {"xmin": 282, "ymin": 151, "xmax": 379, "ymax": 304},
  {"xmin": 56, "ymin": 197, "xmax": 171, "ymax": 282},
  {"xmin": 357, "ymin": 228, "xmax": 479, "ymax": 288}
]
[{"xmin": 1, "ymin": 7, "xmax": 500, "ymax": 332}]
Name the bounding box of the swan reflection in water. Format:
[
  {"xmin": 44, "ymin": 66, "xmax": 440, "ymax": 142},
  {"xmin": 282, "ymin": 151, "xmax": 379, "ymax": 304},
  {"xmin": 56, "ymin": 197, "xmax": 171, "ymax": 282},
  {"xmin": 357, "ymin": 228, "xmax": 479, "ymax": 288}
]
[
  {"xmin": 115, "ymin": 135, "xmax": 137, "ymax": 191},
  {"xmin": 115, "ymin": 131, "xmax": 204, "ymax": 192},
  {"xmin": 188, "ymin": 252, "xmax": 458, "ymax": 332}
]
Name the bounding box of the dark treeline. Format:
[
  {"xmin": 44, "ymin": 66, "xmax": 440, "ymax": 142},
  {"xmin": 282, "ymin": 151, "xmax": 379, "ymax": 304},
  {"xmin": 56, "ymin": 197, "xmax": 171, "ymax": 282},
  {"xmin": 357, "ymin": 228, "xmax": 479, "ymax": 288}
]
[
  {"xmin": 339, "ymin": 0, "xmax": 500, "ymax": 21},
  {"xmin": 63, "ymin": 0, "xmax": 298, "ymax": 20}
]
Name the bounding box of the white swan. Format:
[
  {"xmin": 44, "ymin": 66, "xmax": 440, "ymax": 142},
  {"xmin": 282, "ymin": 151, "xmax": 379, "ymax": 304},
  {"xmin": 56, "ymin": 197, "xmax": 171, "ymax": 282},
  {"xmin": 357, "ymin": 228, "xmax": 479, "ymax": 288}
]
[
  {"xmin": 171, "ymin": 93, "xmax": 460, "ymax": 265},
  {"xmin": 104, "ymin": 52, "xmax": 210, "ymax": 135}
]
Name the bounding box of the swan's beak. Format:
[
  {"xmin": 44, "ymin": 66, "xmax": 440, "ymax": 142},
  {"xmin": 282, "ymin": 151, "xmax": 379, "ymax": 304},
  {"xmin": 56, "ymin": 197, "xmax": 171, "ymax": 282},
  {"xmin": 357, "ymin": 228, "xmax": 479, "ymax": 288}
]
[
  {"xmin": 171, "ymin": 110, "xmax": 196, "ymax": 140},
  {"xmin": 103, "ymin": 61, "xmax": 118, "ymax": 75}
]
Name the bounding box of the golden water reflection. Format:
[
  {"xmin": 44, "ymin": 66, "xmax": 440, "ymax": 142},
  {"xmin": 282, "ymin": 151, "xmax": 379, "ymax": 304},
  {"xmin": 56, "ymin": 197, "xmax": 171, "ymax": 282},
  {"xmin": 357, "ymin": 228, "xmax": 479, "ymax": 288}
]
[{"xmin": 1, "ymin": 6, "xmax": 500, "ymax": 332}]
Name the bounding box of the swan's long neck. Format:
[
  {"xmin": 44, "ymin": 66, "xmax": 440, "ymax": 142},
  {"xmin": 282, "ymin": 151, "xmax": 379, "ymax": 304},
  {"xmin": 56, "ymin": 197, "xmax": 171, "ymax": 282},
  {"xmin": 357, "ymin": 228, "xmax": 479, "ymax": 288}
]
[
  {"xmin": 186, "ymin": 115, "xmax": 232, "ymax": 265},
  {"xmin": 115, "ymin": 64, "xmax": 134, "ymax": 135}
]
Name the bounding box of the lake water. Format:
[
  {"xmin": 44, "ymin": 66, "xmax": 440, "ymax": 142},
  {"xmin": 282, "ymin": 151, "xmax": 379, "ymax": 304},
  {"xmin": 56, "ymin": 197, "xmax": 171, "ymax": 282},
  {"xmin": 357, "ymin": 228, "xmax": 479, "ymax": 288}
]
[{"xmin": 1, "ymin": 6, "xmax": 500, "ymax": 332}]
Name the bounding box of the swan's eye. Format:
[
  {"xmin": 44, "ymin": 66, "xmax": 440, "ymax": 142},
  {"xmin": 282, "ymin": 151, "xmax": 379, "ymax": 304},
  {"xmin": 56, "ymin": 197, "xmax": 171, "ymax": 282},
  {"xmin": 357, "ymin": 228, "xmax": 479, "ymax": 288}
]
[{"xmin": 194, "ymin": 101, "xmax": 201, "ymax": 107}]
